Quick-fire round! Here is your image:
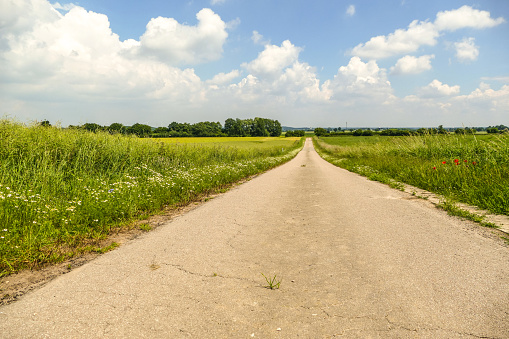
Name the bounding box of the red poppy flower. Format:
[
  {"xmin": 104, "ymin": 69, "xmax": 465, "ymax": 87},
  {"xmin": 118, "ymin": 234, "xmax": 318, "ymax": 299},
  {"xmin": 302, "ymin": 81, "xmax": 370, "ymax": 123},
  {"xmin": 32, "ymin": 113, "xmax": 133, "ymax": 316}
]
[
  {"xmin": 442, "ymin": 161, "xmax": 446, "ymax": 164},
  {"xmin": 472, "ymin": 161, "xmax": 477, "ymax": 165},
  {"xmin": 454, "ymin": 159, "xmax": 459, "ymax": 163},
  {"xmin": 433, "ymin": 167, "xmax": 436, "ymax": 170},
  {"xmin": 464, "ymin": 160, "xmax": 468, "ymax": 162}
]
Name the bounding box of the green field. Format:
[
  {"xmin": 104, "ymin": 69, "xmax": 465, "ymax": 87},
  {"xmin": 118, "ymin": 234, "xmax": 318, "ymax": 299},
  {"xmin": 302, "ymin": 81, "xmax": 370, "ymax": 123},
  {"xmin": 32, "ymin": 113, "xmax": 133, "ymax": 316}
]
[
  {"xmin": 155, "ymin": 136, "xmax": 302, "ymax": 150},
  {"xmin": 314, "ymin": 134, "xmax": 509, "ymax": 217},
  {"xmin": 0, "ymin": 121, "xmax": 303, "ymax": 276}
]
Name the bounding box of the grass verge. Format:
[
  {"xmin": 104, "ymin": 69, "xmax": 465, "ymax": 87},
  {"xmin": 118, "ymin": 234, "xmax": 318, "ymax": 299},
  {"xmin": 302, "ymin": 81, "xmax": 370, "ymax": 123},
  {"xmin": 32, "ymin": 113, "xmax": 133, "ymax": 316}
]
[
  {"xmin": 313, "ymin": 134, "xmax": 509, "ymax": 218},
  {"xmin": 0, "ymin": 120, "xmax": 304, "ymax": 276}
]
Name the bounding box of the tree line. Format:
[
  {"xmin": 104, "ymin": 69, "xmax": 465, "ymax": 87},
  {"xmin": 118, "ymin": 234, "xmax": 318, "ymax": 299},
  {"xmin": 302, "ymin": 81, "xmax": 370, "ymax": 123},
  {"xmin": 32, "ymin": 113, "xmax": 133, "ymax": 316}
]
[
  {"xmin": 51, "ymin": 117, "xmax": 282, "ymax": 138},
  {"xmin": 314, "ymin": 124, "xmax": 508, "ymax": 137}
]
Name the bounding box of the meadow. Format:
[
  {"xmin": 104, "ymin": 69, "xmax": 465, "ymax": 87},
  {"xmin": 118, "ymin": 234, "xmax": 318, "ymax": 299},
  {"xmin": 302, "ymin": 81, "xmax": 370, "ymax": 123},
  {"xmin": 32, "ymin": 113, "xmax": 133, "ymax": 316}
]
[
  {"xmin": 314, "ymin": 134, "xmax": 509, "ymax": 217},
  {"xmin": 0, "ymin": 120, "xmax": 303, "ymax": 276}
]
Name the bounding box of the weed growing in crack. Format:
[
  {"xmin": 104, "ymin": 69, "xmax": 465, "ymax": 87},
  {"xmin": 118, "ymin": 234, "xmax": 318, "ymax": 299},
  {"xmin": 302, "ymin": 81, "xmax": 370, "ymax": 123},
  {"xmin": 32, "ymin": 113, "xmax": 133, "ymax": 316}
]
[{"xmin": 261, "ymin": 273, "xmax": 281, "ymax": 290}]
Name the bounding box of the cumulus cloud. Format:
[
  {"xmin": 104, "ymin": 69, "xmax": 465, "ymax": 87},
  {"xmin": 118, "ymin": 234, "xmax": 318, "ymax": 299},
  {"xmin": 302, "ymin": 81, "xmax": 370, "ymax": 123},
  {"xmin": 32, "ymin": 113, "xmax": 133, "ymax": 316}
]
[
  {"xmin": 206, "ymin": 70, "xmax": 241, "ymax": 85},
  {"xmin": 324, "ymin": 57, "xmax": 393, "ymax": 101},
  {"xmin": 454, "ymin": 37, "xmax": 479, "ymax": 62},
  {"xmin": 132, "ymin": 8, "xmax": 228, "ymax": 65},
  {"xmin": 351, "ymin": 20, "xmax": 438, "ymax": 59},
  {"xmin": 435, "ymin": 5, "xmax": 505, "ymax": 31},
  {"xmin": 242, "ymin": 40, "xmax": 302, "ymax": 78},
  {"xmin": 419, "ymin": 79, "xmax": 460, "ymax": 97},
  {"xmin": 251, "ymin": 30, "xmax": 269, "ymax": 45},
  {"xmin": 351, "ymin": 5, "xmax": 503, "ymax": 60},
  {"xmin": 390, "ymin": 54, "xmax": 434, "ymax": 75},
  {"xmin": 226, "ymin": 17, "xmax": 240, "ymax": 30},
  {"xmin": 0, "ymin": 1, "xmax": 210, "ymax": 113},
  {"xmin": 346, "ymin": 5, "xmax": 355, "ymax": 16},
  {"xmin": 458, "ymin": 84, "xmax": 509, "ymax": 101}
]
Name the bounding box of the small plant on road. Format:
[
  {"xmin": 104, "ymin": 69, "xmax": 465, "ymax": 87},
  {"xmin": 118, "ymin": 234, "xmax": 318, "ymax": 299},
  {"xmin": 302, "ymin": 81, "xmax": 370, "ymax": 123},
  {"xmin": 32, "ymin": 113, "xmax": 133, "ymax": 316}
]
[{"xmin": 261, "ymin": 273, "xmax": 281, "ymax": 290}]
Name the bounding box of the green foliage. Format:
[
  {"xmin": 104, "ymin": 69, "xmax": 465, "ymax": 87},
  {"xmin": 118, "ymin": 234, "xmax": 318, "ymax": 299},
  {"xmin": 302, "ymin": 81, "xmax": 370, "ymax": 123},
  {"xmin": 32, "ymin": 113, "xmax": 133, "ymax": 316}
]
[
  {"xmin": 314, "ymin": 127, "xmax": 328, "ymax": 136},
  {"xmin": 0, "ymin": 120, "xmax": 303, "ymax": 276},
  {"xmin": 380, "ymin": 129, "xmax": 411, "ymax": 136},
  {"xmin": 127, "ymin": 123, "xmax": 152, "ymax": 137},
  {"xmin": 314, "ymin": 134, "xmax": 509, "ymax": 217},
  {"xmin": 285, "ymin": 130, "xmax": 305, "ymax": 137},
  {"xmin": 107, "ymin": 123, "xmax": 125, "ymax": 134},
  {"xmin": 83, "ymin": 123, "xmax": 102, "ymax": 133},
  {"xmin": 223, "ymin": 117, "xmax": 281, "ymax": 137},
  {"xmin": 261, "ymin": 273, "xmax": 281, "ymax": 290}
]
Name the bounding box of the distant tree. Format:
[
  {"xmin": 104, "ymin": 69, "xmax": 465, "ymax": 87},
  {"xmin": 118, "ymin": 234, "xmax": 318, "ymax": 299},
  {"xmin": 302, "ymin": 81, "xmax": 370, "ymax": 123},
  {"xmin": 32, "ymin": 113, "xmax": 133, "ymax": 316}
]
[
  {"xmin": 437, "ymin": 125, "xmax": 447, "ymax": 134},
  {"xmin": 487, "ymin": 127, "xmax": 499, "ymax": 134},
  {"xmin": 108, "ymin": 123, "xmax": 125, "ymax": 134},
  {"xmin": 455, "ymin": 128, "xmax": 465, "ymax": 134},
  {"xmin": 353, "ymin": 129, "xmax": 363, "ymax": 136},
  {"xmin": 127, "ymin": 123, "xmax": 152, "ymax": 137},
  {"xmin": 314, "ymin": 127, "xmax": 328, "ymax": 136},
  {"xmin": 265, "ymin": 119, "xmax": 282, "ymax": 137},
  {"xmin": 191, "ymin": 121, "xmax": 222, "ymax": 137},
  {"xmin": 39, "ymin": 120, "xmax": 51, "ymax": 127},
  {"xmin": 83, "ymin": 123, "xmax": 102, "ymax": 132},
  {"xmin": 362, "ymin": 130, "xmax": 373, "ymax": 136},
  {"xmin": 285, "ymin": 130, "xmax": 304, "ymax": 137},
  {"xmin": 252, "ymin": 117, "xmax": 269, "ymax": 137},
  {"xmin": 168, "ymin": 122, "xmax": 191, "ymax": 135},
  {"xmin": 153, "ymin": 126, "xmax": 168, "ymax": 135}
]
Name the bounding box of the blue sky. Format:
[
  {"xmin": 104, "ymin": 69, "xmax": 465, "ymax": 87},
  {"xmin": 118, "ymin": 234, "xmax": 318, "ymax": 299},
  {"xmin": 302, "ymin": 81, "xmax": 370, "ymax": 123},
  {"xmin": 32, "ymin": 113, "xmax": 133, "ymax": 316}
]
[{"xmin": 1, "ymin": 0, "xmax": 508, "ymax": 127}]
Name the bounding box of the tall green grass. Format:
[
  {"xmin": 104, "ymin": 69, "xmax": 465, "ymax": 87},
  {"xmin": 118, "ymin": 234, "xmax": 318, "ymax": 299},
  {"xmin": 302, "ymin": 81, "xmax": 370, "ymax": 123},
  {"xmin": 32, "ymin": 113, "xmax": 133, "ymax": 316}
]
[
  {"xmin": 0, "ymin": 120, "xmax": 303, "ymax": 276},
  {"xmin": 314, "ymin": 134, "xmax": 509, "ymax": 216}
]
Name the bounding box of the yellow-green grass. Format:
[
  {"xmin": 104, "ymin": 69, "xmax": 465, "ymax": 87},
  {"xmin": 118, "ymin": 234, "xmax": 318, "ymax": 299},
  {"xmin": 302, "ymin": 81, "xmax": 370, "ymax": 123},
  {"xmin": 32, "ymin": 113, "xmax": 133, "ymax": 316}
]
[
  {"xmin": 314, "ymin": 134, "xmax": 509, "ymax": 217},
  {"xmin": 154, "ymin": 136, "xmax": 301, "ymax": 149},
  {"xmin": 0, "ymin": 120, "xmax": 303, "ymax": 276}
]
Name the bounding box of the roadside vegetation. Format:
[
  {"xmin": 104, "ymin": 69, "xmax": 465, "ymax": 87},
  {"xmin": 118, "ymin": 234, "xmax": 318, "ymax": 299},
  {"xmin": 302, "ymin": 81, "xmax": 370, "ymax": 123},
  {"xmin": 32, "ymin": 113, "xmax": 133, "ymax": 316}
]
[
  {"xmin": 60, "ymin": 117, "xmax": 282, "ymax": 138},
  {"xmin": 314, "ymin": 133, "xmax": 509, "ymax": 217},
  {"xmin": 0, "ymin": 120, "xmax": 303, "ymax": 276}
]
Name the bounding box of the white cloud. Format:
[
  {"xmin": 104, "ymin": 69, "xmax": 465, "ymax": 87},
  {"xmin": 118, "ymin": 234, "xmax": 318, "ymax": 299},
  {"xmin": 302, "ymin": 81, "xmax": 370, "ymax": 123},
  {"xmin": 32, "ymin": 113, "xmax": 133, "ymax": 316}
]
[
  {"xmin": 0, "ymin": 0, "xmax": 61, "ymax": 38},
  {"xmin": 454, "ymin": 37, "xmax": 479, "ymax": 62},
  {"xmin": 390, "ymin": 54, "xmax": 434, "ymax": 75},
  {"xmin": 435, "ymin": 5, "xmax": 505, "ymax": 31},
  {"xmin": 210, "ymin": 0, "xmax": 226, "ymax": 4},
  {"xmin": 459, "ymin": 84, "xmax": 509, "ymax": 101},
  {"xmin": 242, "ymin": 40, "xmax": 301, "ymax": 78},
  {"xmin": 419, "ymin": 79, "xmax": 460, "ymax": 97},
  {"xmin": 346, "ymin": 5, "xmax": 355, "ymax": 16},
  {"xmin": 351, "ymin": 5, "xmax": 504, "ymax": 60},
  {"xmin": 324, "ymin": 57, "xmax": 393, "ymax": 101},
  {"xmin": 206, "ymin": 70, "xmax": 241, "ymax": 85},
  {"xmin": 0, "ymin": 1, "xmax": 209, "ymax": 111},
  {"xmin": 226, "ymin": 17, "xmax": 240, "ymax": 30},
  {"xmin": 251, "ymin": 30, "xmax": 269, "ymax": 45},
  {"xmin": 351, "ymin": 20, "xmax": 438, "ymax": 59},
  {"xmin": 133, "ymin": 8, "xmax": 228, "ymax": 65}
]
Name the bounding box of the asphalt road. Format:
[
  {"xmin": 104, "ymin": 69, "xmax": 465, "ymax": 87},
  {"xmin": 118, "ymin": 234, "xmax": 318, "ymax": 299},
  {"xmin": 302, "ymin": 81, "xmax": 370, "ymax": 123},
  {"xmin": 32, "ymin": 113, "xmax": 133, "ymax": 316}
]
[{"xmin": 1, "ymin": 139, "xmax": 508, "ymax": 338}]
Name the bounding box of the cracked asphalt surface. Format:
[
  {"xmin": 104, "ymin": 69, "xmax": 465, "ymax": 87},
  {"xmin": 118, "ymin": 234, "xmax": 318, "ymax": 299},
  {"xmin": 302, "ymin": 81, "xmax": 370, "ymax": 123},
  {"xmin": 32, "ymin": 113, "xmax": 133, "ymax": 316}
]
[{"xmin": 1, "ymin": 139, "xmax": 508, "ymax": 338}]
